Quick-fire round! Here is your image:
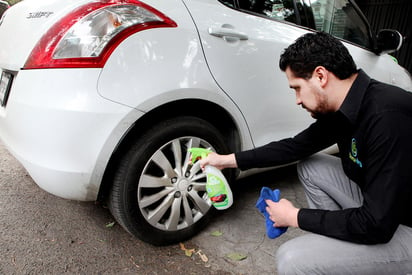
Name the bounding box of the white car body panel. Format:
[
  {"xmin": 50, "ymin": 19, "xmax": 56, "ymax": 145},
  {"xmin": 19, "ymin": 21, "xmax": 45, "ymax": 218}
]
[
  {"xmin": 0, "ymin": 68, "xmax": 140, "ymax": 200},
  {"xmin": 347, "ymin": 43, "xmax": 412, "ymax": 90},
  {"xmin": 0, "ymin": 0, "xmax": 90, "ymax": 70},
  {"xmin": 98, "ymin": 27, "xmax": 253, "ymax": 149},
  {"xmin": 0, "ymin": 0, "xmax": 411, "ymax": 203},
  {"xmin": 183, "ymin": 0, "xmax": 314, "ymax": 146}
]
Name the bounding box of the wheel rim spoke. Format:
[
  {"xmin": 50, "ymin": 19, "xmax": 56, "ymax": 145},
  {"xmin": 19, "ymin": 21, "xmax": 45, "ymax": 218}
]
[
  {"xmin": 187, "ymin": 137, "xmax": 202, "ymax": 148},
  {"xmin": 172, "ymin": 139, "xmax": 183, "ymax": 177},
  {"xmin": 166, "ymin": 196, "xmax": 182, "ymax": 230},
  {"xmin": 188, "ymin": 190, "xmax": 210, "ymax": 214},
  {"xmin": 182, "ymin": 196, "xmax": 194, "ymax": 226},
  {"xmin": 140, "ymin": 188, "xmax": 173, "ymax": 208},
  {"xmin": 147, "ymin": 194, "xmax": 175, "ymax": 225},
  {"xmin": 151, "ymin": 149, "xmax": 176, "ymax": 179},
  {"xmin": 139, "ymin": 174, "xmax": 172, "ymax": 188}
]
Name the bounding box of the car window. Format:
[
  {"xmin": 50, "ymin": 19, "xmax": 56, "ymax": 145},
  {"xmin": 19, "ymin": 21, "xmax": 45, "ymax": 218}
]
[
  {"xmin": 295, "ymin": 0, "xmax": 316, "ymax": 29},
  {"xmin": 219, "ymin": 0, "xmax": 236, "ymax": 8},
  {"xmin": 237, "ymin": 0, "xmax": 299, "ymax": 25},
  {"xmin": 220, "ymin": 0, "xmax": 371, "ymax": 49},
  {"xmin": 301, "ymin": 0, "xmax": 371, "ymax": 48}
]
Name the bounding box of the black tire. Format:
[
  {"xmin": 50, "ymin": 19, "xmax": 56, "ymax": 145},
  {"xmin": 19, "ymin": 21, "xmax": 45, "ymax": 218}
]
[{"xmin": 108, "ymin": 116, "xmax": 230, "ymax": 245}]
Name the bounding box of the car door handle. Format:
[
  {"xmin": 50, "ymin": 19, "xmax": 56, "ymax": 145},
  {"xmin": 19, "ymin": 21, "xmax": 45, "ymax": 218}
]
[{"xmin": 208, "ymin": 27, "xmax": 248, "ymax": 40}]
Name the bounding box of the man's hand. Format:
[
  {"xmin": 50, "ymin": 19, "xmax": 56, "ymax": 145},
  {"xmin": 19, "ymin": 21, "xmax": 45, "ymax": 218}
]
[
  {"xmin": 198, "ymin": 152, "xmax": 238, "ymax": 170},
  {"xmin": 265, "ymin": 198, "xmax": 300, "ymax": 228}
]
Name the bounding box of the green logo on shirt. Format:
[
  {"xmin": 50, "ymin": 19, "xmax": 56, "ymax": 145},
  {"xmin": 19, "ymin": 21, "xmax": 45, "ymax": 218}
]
[{"xmin": 349, "ymin": 138, "xmax": 362, "ymax": 168}]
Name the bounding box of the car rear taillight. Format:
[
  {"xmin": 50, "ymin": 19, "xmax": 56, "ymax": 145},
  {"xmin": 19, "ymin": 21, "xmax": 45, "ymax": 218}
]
[{"xmin": 24, "ymin": 0, "xmax": 177, "ymax": 69}]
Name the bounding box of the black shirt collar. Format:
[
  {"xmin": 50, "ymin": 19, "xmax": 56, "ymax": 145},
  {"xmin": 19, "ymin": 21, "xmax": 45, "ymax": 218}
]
[{"xmin": 339, "ymin": 69, "xmax": 371, "ymax": 124}]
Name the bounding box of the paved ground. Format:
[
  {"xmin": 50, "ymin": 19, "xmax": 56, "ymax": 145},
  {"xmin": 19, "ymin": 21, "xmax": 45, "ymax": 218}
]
[
  {"xmin": 194, "ymin": 166, "xmax": 308, "ymax": 274},
  {"xmin": 0, "ymin": 141, "xmax": 307, "ymax": 274}
]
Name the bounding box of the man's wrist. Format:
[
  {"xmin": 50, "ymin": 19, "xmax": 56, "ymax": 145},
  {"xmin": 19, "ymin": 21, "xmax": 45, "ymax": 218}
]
[
  {"xmin": 291, "ymin": 208, "xmax": 300, "ymax": 228},
  {"xmin": 227, "ymin": 153, "xmax": 238, "ymax": 168}
]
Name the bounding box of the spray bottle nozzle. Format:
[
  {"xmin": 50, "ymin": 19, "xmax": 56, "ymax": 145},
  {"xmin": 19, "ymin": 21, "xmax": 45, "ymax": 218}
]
[{"xmin": 188, "ymin": 148, "xmax": 212, "ymax": 164}]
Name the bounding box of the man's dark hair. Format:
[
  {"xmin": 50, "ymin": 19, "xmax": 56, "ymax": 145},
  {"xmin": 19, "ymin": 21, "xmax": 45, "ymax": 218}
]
[{"xmin": 279, "ymin": 32, "xmax": 357, "ymax": 80}]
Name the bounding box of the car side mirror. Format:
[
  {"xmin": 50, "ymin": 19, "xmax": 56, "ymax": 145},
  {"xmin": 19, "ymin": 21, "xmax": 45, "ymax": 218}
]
[{"xmin": 376, "ymin": 29, "xmax": 403, "ymax": 54}]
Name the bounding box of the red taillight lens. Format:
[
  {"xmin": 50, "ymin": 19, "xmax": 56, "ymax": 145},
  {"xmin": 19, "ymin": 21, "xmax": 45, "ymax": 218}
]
[{"xmin": 24, "ymin": 0, "xmax": 177, "ymax": 69}]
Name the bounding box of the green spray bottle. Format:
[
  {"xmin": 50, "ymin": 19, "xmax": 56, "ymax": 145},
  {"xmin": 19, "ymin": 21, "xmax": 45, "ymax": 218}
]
[{"xmin": 188, "ymin": 148, "xmax": 233, "ymax": 210}]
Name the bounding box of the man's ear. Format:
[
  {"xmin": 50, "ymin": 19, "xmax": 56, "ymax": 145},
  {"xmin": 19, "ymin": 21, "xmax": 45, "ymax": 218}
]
[{"xmin": 313, "ymin": 66, "xmax": 328, "ymax": 87}]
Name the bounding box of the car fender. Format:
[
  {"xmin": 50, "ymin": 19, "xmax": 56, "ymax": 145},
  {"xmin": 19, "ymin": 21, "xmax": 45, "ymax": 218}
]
[{"xmin": 97, "ymin": 9, "xmax": 254, "ymax": 150}]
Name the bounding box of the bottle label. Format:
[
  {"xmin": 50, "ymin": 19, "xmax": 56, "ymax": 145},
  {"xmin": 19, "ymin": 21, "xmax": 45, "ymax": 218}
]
[{"xmin": 206, "ymin": 174, "xmax": 228, "ymax": 206}]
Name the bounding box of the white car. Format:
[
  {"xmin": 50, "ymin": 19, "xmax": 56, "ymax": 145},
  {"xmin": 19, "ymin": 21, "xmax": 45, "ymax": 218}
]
[{"xmin": 0, "ymin": 0, "xmax": 411, "ymax": 245}]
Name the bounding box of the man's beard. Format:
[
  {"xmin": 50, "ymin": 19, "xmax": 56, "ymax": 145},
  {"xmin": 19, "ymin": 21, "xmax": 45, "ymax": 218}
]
[{"xmin": 304, "ymin": 97, "xmax": 328, "ymax": 119}]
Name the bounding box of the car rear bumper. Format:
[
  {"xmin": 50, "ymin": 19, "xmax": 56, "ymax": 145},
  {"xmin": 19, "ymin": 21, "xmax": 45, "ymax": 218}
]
[{"xmin": 0, "ymin": 68, "xmax": 140, "ymax": 201}]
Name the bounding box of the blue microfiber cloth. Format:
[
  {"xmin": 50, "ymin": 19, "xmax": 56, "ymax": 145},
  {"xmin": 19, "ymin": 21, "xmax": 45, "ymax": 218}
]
[{"xmin": 255, "ymin": 187, "xmax": 288, "ymax": 239}]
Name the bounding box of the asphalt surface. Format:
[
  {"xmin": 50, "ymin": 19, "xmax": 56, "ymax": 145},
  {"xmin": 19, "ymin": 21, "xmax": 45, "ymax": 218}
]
[{"xmin": 0, "ymin": 141, "xmax": 307, "ymax": 274}]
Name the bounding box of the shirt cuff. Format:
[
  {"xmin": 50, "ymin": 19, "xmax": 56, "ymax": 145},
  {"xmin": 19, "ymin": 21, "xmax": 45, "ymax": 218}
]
[{"xmin": 234, "ymin": 151, "xmax": 255, "ymax": 170}]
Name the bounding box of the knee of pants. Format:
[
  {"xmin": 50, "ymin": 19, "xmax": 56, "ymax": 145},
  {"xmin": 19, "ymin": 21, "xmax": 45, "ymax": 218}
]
[
  {"xmin": 297, "ymin": 154, "xmax": 325, "ymax": 180},
  {"xmin": 276, "ymin": 234, "xmax": 333, "ymax": 275},
  {"xmin": 296, "ymin": 155, "xmax": 316, "ymax": 182},
  {"xmin": 296, "ymin": 161, "xmax": 306, "ymax": 182},
  {"xmin": 296, "ymin": 153, "xmax": 340, "ymax": 186},
  {"xmin": 296, "ymin": 156, "xmax": 315, "ymax": 189},
  {"xmin": 276, "ymin": 240, "xmax": 308, "ymax": 275}
]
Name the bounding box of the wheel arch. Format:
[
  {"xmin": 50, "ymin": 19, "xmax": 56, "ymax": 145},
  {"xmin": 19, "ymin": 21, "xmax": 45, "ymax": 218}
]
[{"xmin": 97, "ymin": 98, "xmax": 242, "ymax": 202}]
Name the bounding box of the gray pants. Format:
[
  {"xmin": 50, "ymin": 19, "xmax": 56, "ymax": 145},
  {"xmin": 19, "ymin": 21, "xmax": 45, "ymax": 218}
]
[{"xmin": 276, "ymin": 153, "xmax": 412, "ymax": 275}]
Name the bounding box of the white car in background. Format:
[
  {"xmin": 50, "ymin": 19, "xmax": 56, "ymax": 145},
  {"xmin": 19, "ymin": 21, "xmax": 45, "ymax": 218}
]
[{"xmin": 0, "ymin": 0, "xmax": 410, "ymax": 245}]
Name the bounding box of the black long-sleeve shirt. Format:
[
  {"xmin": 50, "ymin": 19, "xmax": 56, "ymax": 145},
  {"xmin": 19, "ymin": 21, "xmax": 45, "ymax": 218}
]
[{"xmin": 235, "ymin": 70, "xmax": 412, "ymax": 244}]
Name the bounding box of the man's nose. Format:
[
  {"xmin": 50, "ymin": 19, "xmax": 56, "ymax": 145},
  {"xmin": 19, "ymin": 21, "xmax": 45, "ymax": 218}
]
[{"xmin": 296, "ymin": 95, "xmax": 302, "ymax": 105}]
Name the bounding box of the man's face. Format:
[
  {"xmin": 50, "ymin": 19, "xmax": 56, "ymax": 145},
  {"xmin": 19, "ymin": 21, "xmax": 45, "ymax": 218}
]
[{"xmin": 285, "ymin": 67, "xmax": 329, "ymax": 119}]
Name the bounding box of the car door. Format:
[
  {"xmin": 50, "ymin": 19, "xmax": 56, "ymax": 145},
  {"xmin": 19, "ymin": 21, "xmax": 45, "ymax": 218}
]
[
  {"xmin": 183, "ymin": 0, "xmax": 408, "ymax": 148},
  {"xmin": 183, "ymin": 0, "xmax": 313, "ymax": 147}
]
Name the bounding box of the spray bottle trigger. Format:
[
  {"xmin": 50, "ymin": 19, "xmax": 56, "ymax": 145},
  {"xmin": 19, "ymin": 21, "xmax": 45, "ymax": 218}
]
[{"xmin": 188, "ymin": 148, "xmax": 212, "ymax": 164}]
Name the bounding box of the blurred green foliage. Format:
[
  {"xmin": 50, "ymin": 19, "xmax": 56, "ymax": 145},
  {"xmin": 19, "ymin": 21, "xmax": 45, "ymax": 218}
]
[{"xmin": 6, "ymin": 0, "xmax": 23, "ymax": 6}]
